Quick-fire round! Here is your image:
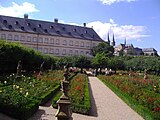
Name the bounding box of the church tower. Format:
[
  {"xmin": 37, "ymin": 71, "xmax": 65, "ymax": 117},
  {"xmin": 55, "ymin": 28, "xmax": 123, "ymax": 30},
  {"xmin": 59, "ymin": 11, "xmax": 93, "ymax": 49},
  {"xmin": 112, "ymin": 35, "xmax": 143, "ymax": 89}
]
[
  {"xmin": 111, "ymin": 33, "xmax": 115, "ymax": 46},
  {"xmin": 107, "ymin": 32, "xmax": 110, "ymax": 45},
  {"xmin": 124, "ymin": 37, "xmax": 127, "ymax": 45}
]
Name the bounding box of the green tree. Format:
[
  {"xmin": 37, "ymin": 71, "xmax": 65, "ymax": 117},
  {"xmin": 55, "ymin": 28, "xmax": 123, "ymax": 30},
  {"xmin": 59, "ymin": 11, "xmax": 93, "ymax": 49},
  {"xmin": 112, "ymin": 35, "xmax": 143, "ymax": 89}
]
[
  {"xmin": 109, "ymin": 57, "xmax": 125, "ymax": 73},
  {"xmin": 91, "ymin": 42, "xmax": 114, "ymax": 57},
  {"xmin": 73, "ymin": 55, "xmax": 91, "ymax": 73},
  {"xmin": 92, "ymin": 53, "xmax": 108, "ymax": 73}
]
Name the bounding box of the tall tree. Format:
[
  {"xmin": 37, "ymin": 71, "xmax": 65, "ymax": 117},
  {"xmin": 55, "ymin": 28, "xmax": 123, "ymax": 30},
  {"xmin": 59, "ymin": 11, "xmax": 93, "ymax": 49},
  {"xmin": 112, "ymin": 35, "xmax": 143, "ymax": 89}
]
[
  {"xmin": 91, "ymin": 42, "xmax": 114, "ymax": 57},
  {"xmin": 92, "ymin": 53, "xmax": 108, "ymax": 73},
  {"xmin": 74, "ymin": 55, "xmax": 91, "ymax": 73}
]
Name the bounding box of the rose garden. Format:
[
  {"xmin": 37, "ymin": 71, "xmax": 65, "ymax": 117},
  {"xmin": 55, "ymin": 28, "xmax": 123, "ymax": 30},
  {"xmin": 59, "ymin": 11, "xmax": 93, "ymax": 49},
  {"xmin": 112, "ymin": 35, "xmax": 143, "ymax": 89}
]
[{"xmin": 0, "ymin": 41, "xmax": 160, "ymax": 120}]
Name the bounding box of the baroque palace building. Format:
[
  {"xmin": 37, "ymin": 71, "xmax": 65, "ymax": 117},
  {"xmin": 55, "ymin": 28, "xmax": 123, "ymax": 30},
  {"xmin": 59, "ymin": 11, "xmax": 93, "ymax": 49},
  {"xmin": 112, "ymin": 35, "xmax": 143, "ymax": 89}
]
[{"xmin": 0, "ymin": 14, "xmax": 103, "ymax": 57}]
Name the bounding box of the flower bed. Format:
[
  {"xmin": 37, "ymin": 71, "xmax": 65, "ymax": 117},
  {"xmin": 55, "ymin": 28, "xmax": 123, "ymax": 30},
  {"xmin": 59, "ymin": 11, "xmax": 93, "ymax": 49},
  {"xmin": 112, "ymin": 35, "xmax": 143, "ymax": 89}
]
[
  {"xmin": 69, "ymin": 73, "xmax": 90, "ymax": 114},
  {"xmin": 98, "ymin": 74, "xmax": 160, "ymax": 120},
  {"xmin": 0, "ymin": 70, "xmax": 63, "ymax": 119},
  {"xmin": 52, "ymin": 73, "xmax": 91, "ymax": 115}
]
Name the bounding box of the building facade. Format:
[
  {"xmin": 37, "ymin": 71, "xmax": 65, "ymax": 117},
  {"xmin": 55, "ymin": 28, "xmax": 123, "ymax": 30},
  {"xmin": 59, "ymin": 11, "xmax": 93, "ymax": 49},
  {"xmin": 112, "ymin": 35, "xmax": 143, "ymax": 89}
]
[
  {"xmin": 0, "ymin": 14, "xmax": 103, "ymax": 57},
  {"xmin": 142, "ymin": 48, "xmax": 158, "ymax": 56}
]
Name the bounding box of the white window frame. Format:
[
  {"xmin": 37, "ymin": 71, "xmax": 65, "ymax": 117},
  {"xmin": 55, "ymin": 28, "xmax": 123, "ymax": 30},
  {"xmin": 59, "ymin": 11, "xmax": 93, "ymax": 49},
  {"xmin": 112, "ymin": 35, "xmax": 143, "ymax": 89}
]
[
  {"xmin": 14, "ymin": 35, "xmax": 19, "ymax": 41},
  {"xmin": 1, "ymin": 34, "xmax": 6, "ymax": 40},
  {"xmin": 27, "ymin": 36, "xmax": 31, "ymax": 42},
  {"xmin": 69, "ymin": 40, "xmax": 73, "ymax": 46},
  {"xmin": 63, "ymin": 40, "xmax": 67, "ymax": 45},
  {"xmin": 80, "ymin": 42, "xmax": 84, "ymax": 47},
  {"xmin": 20, "ymin": 35, "xmax": 25, "ymax": 41},
  {"xmin": 50, "ymin": 38, "xmax": 54, "ymax": 44},
  {"xmin": 39, "ymin": 37, "xmax": 43, "ymax": 43},
  {"xmin": 55, "ymin": 39, "xmax": 60, "ymax": 45},
  {"xmin": 44, "ymin": 38, "xmax": 49, "ymax": 44},
  {"xmin": 33, "ymin": 37, "xmax": 37, "ymax": 42},
  {"xmin": 7, "ymin": 34, "xmax": 12, "ymax": 40}
]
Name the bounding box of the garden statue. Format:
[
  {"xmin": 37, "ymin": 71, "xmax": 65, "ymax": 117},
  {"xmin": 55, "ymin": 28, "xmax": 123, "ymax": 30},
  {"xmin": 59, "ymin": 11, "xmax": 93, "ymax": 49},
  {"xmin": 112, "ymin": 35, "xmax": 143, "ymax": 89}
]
[
  {"xmin": 51, "ymin": 64, "xmax": 53, "ymax": 71},
  {"xmin": 144, "ymin": 69, "xmax": 148, "ymax": 80},
  {"xmin": 16, "ymin": 60, "xmax": 22, "ymax": 77},
  {"xmin": 55, "ymin": 64, "xmax": 72, "ymax": 120},
  {"xmin": 129, "ymin": 68, "xmax": 132, "ymax": 77},
  {"xmin": 39, "ymin": 61, "xmax": 45, "ymax": 75}
]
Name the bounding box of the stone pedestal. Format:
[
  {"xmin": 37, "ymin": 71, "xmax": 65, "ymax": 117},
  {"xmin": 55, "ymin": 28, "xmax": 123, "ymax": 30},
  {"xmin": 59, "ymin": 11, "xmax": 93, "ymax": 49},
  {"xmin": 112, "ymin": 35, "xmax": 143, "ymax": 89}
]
[
  {"xmin": 55, "ymin": 66, "xmax": 72, "ymax": 120},
  {"xmin": 55, "ymin": 94, "xmax": 72, "ymax": 120}
]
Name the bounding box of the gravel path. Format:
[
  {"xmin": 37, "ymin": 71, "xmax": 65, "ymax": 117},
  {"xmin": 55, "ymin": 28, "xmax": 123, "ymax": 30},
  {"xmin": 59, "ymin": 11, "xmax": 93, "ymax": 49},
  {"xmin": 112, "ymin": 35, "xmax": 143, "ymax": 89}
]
[{"xmin": 0, "ymin": 76, "xmax": 144, "ymax": 120}]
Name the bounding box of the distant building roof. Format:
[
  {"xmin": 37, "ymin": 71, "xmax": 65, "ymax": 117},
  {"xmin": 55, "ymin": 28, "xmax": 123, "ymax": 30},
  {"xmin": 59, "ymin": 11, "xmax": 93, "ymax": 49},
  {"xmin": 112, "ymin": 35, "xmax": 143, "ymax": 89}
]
[
  {"xmin": 134, "ymin": 47, "xmax": 142, "ymax": 51},
  {"xmin": 0, "ymin": 15, "xmax": 103, "ymax": 42},
  {"xmin": 142, "ymin": 48, "xmax": 157, "ymax": 52}
]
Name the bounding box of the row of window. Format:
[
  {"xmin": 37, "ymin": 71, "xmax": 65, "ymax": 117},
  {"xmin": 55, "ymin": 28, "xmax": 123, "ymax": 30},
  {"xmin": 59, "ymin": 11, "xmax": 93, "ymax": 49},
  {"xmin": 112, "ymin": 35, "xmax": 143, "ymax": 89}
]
[
  {"xmin": 35, "ymin": 47, "xmax": 90, "ymax": 55},
  {"xmin": 0, "ymin": 33, "xmax": 95, "ymax": 47}
]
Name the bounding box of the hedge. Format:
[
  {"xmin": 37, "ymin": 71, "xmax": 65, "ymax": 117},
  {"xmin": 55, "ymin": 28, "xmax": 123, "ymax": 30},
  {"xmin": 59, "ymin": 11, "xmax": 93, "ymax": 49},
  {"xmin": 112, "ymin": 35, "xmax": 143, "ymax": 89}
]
[{"xmin": 0, "ymin": 40, "xmax": 56, "ymax": 73}]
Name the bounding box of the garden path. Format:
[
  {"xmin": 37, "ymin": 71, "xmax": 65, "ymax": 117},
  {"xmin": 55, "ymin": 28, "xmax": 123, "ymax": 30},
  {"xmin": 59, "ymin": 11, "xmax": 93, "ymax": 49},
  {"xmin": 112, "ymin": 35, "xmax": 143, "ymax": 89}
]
[{"xmin": 0, "ymin": 76, "xmax": 144, "ymax": 120}]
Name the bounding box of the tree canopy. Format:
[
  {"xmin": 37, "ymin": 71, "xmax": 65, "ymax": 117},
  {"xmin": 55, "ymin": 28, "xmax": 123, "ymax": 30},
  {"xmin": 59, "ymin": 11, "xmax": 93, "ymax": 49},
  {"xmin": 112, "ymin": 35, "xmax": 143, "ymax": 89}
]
[{"xmin": 91, "ymin": 42, "xmax": 114, "ymax": 57}]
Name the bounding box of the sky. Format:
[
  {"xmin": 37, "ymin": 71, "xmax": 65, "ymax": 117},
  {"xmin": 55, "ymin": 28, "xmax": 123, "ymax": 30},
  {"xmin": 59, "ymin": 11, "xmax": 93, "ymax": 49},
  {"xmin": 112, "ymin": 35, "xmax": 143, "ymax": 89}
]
[{"xmin": 0, "ymin": 0, "xmax": 160, "ymax": 54}]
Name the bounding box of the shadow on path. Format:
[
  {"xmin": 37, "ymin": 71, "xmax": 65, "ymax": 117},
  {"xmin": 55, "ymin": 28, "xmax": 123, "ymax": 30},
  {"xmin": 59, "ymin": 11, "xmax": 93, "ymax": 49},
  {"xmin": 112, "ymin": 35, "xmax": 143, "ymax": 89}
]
[
  {"xmin": 88, "ymin": 79, "xmax": 98, "ymax": 117},
  {"xmin": 43, "ymin": 97, "xmax": 53, "ymax": 107},
  {"xmin": 28, "ymin": 109, "xmax": 46, "ymax": 120}
]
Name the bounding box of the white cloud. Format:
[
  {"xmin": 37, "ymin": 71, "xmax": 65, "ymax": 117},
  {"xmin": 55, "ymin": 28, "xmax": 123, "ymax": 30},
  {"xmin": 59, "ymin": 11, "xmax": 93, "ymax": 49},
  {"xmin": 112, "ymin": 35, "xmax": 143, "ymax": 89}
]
[
  {"xmin": 86, "ymin": 19, "xmax": 149, "ymax": 41},
  {"xmin": 0, "ymin": 2, "xmax": 39, "ymax": 17},
  {"xmin": 98, "ymin": 0, "xmax": 137, "ymax": 5}
]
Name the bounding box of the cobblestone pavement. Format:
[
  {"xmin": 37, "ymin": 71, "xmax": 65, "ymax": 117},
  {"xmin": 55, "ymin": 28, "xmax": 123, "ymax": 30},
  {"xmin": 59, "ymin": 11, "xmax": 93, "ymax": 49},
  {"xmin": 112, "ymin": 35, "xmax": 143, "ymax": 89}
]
[{"xmin": 0, "ymin": 76, "xmax": 144, "ymax": 120}]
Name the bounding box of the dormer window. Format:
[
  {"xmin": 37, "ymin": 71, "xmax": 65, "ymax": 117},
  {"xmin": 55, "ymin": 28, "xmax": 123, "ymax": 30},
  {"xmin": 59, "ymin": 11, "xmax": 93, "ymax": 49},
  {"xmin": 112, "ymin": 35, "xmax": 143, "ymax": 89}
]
[
  {"xmin": 85, "ymin": 30, "xmax": 88, "ymax": 34},
  {"xmin": 3, "ymin": 20, "xmax": 7, "ymax": 24},
  {"xmin": 21, "ymin": 26, "xmax": 25, "ymax": 30},
  {"xmin": 8, "ymin": 25, "xmax": 12, "ymax": 29},
  {"xmin": 33, "ymin": 28, "xmax": 36, "ymax": 32},
  {"xmin": 50, "ymin": 26, "xmax": 54, "ymax": 29},
  {"xmin": 15, "ymin": 21, "xmax": 18, "ymax": 25},
  {"xmin": 27, "ymin": 23, "xmax": 30, "ymax": 26},
  {"xmin": 44, "ymin": 29, "xmax": 48, "ymax": 33},
  {"xmin": 81, "ymin": 34, "xmax": 83, "ymax": 37},
  {"xmin": 38, "ymin": 24, "xmax": 41, "ymax": 28},
  {"xmin": 68, "ymin": 32, "xmax": 71, "ymax": 35},
  {"xmin": 73, "ymin": 29, "xmax": 77, "ymax": 32},
  {"xmin": 56, "ymin": 30, "xmax": 60, "ymax": 34},
  {"xmin": 62, "ymin": 27, "xmax": 65, "ymax": 30}
]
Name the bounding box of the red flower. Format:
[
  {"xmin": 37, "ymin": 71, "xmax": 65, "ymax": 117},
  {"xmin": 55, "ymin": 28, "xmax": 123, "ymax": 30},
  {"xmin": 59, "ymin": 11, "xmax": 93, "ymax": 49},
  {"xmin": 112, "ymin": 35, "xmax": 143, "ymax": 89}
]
[
  {"xmin": 76, "ymin": 86, "xmax": 81, "ymax": 91},
  {"xmin": 36, "ymin": 73, "xmax": 41, "ymax": 80},
  {"xmin": 148, "ymin": 97, "xmax": 153, "ymax": 102},
  {"xmin": 154, "ymin": 107, "xmax": 160, "ymax": 112},
  {"xmin": 143, "ymin": 80, "xmax": 147, "ymax": 84}
]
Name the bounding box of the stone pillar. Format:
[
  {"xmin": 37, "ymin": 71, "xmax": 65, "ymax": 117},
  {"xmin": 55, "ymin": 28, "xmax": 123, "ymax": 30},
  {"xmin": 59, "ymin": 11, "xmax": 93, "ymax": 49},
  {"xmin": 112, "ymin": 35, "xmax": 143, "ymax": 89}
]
[{"xmin": 55, "ymin": 65, "xmax": 72, "ymax": 120}]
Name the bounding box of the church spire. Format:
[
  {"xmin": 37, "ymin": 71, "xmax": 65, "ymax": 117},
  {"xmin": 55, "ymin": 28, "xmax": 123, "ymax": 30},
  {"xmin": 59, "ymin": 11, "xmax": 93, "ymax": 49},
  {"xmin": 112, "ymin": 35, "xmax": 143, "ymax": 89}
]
[
  {"xmin": 111, "ymin": 32, "xmax": 115, "ymax": 46},
  {"xmin": 124, "ymin": 37, "xmax": 127, "ymax": 45},
  {"xmin": 107, "ymin": 32, "xmax": 110, "ymax": 45}
]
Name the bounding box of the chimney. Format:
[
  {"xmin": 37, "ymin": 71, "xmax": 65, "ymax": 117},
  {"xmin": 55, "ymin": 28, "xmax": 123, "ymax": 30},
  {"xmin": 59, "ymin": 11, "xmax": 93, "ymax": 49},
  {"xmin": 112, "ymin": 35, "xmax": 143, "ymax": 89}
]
[
  {"xmin": 54, "ymin": 18, "xmax": 58, "ymax": 23},
  {"xmin": 83, "ymin": 23, "xmax": 86, "ymax": 27},
  {"xmin": 24, "ymin": 14, "xmax": 28, "ymax": 19}
]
